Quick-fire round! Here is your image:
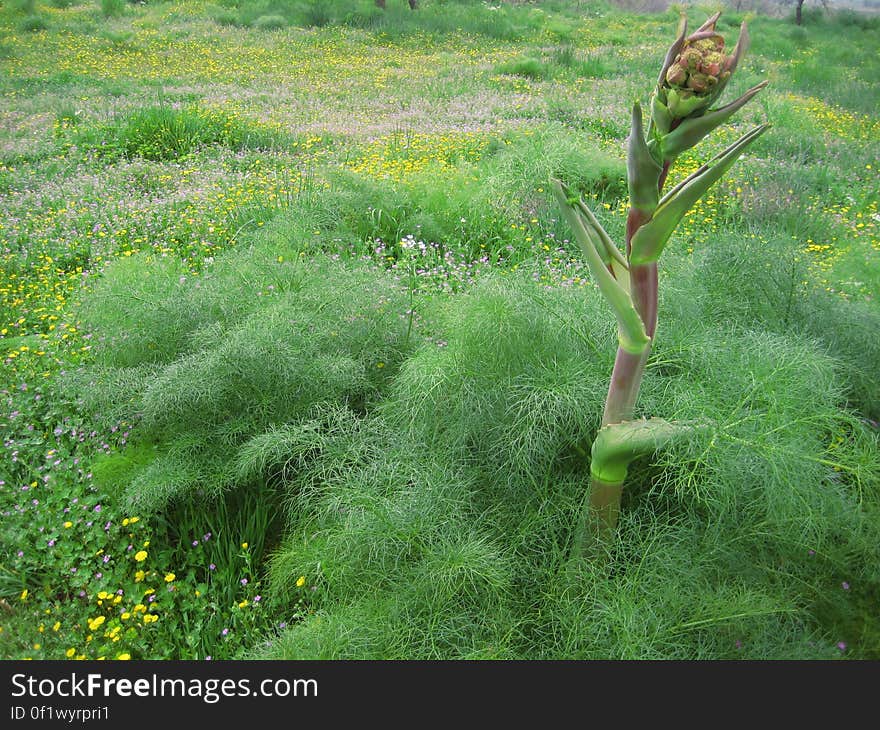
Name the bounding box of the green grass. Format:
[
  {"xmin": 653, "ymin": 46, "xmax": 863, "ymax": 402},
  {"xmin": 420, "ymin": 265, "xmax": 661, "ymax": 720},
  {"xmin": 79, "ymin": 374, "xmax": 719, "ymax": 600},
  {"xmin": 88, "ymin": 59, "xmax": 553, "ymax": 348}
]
[
  {"xmin": 0, "ymin": 0, "xmax": 878, "ymax": 661},
  {"xmin": 18, "ymin": 13, "xmax": 49, "ymax": 32},
  {"xmin": 252, "ymin": 14, "xmax": 288, "ymax": 31},
  {"xmin": 100, "ymin": 0, "xmax": 126, "ymax": 19},
  {"xmin": 64, "ymin": 104, "xmax": 290, "ymax": 161},
  {"xmin": 494, "ymin": 57, "xmax": 551, "ymax": 80},
  {"xmin": 216, "ymin": 0, "xmax": 569, "ymax": 40}
]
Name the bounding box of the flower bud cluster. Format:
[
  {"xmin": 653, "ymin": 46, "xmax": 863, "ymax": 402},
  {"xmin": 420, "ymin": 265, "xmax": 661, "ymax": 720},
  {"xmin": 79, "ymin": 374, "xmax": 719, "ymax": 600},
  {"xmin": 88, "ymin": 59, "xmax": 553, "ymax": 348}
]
[{"xmin": 665, "ymin": 34, "xmax": 728, "ymax": 95}]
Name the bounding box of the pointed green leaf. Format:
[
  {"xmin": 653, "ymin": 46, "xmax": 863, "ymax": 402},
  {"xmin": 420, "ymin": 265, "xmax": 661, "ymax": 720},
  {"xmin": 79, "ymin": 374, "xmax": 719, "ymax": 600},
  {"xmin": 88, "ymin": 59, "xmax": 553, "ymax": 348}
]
[
  {"xmin": 629, "ymin": 124, "xmax": 769, "ymax": 264},
  {"xmin": 725, "ymin": 21, "xmax": 751, "ymax": 76},
  {"xmin": 553, "ymin": 179, "xmax": 628, "ymax": 276},
  {"xmin": 660, "ymin": 81, "xmax": 768, "ymax": 161},
  {"xmin": 551, "ymin": 179, "xmax": 649, "ymax": 354},
  {"xmin": 650, "ymin": 93, "xmax": 673, "ymax": 136},
  {"xmin": 574, "ymin": 199, "xmax": 630, "ymax": 292},
  {"xmin": 657, "ymin": 13, "xmax": 688, "ymax": 87},
  {"xmin": 692, "ymin": 21, "xmax": 753, "ymax": 114},
  {"xmin": 658, "ymin": 123, "xmax": 768, "ymax": 211},
  {"xmin": 627, "ymin": 103, "xmax": 663, "ymax": 213},
  {"xmin": 574, "ymin": 200, "xmax": 628, "ymax": 269}
]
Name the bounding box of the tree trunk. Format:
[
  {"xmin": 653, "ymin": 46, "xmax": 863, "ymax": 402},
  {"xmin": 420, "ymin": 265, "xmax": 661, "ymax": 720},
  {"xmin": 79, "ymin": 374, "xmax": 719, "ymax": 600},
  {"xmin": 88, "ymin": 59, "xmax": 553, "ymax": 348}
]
[
  {"xmin": 375, "ymin": 0, "xmax": 386, "ymax": 9},
  {"xmin": 796, "ymin": 0, "xmax": 803, "ymax": 25},
  {"xmin": 408, "ymin": 0, "xmax": 418, "ymax": 8}
]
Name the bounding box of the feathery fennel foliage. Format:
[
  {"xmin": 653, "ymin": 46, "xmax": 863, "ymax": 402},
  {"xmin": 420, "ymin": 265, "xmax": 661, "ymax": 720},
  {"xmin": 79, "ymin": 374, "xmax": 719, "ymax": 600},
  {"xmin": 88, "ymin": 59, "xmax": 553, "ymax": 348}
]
[
  {"xmin": 73, "ymin": 238, "xmax": 880, "ymax": 658},
  {"xmin": 248, "ymin": 271, "xmax": 878, "ymax": 658},
  {"xmin": 74, "ymin": 249, "xmax": 417, "ymax": 513}
]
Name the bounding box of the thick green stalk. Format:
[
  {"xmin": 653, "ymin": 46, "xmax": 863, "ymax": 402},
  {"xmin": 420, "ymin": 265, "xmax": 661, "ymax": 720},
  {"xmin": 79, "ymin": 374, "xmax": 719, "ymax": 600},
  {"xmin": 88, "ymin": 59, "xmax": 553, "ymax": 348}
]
[
  {"xmin": 577, "ymin": 417, "xmax": 708, "ymax": 551},
  {"xmin": 602, "ymin": 259, "xmax": 657, "ymax": 423},
  {"xmin": 580, "ymin": 130, "xmax": 768, "ymax": 554},
  {"xmin": 574, "ymin": 478, "xmax": 622, "ymax": 557},
  {"xmin": 605, "ymin": 210, "xmax": 659, "ymax": 424},
  {"xmin": 579, "ymin": 207, "xmax": 660, "ymax": 555}
]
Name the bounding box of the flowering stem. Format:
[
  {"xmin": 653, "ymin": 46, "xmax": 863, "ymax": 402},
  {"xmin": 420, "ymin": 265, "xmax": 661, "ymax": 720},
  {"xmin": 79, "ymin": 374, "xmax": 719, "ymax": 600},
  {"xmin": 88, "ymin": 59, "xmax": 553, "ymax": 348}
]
[
  {"xmin": 579, "ymin": 270, "xmax": 658, "ymax": 554},
  {"xmin": 578, "ymin": 202, "xmax": 661, "ymax": 556},
  {"xmin": 564, "ymin": 11, "xmax": 765, "ymax": 561}
]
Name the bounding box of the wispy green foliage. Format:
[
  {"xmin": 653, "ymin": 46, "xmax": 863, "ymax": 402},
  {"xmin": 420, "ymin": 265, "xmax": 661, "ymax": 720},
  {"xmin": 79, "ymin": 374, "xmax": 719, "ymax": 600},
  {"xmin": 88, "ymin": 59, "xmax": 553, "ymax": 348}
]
[
  {"xmin": 214, "ymin": 0, "xmax": 564, "ymax": 41},
  {"xmin": 260, "ymin": 128, "xmax": 626, "ymax": 266},
  {"xmin": 663, "ymin": 233, "xmax": 880, "ymax": 418},
  {"xmin": 75, "ymin": 249, "xmax": 417, "ymax": 512},
  {"xmin": 389, "ymin": 274, "xmax": 611, "ymax": 486},
  {"xmin": 100, "ymin": 0, "xmax": 125, "ymax": 19},
  {"xmin": 261, "ymin": 412, "xmax": 518, "ymax": 659},
  {"xmin": 252, "ymin": 15, "xmax": 288, "ymax": 31},
  {"xmin": 18, "ymin": 14, "xmax": 49, "ymax": 32},
  {"xmin": 248, "ymin": 271, "xmax": 879, "ymax": 659},
  {"xmin": 494, "ymin": 57, "xmax": 551, "ymax": 80},
  {"xmin": 478, "ymin": 125, "xmax": 627, "ymax": 209}
]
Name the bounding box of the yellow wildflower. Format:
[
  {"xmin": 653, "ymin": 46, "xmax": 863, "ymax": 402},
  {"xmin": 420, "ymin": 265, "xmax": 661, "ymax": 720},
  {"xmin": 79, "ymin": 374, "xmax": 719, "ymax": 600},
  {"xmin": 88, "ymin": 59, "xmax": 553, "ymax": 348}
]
[
  {"xmin": 117, "ymin": 653, "xmax": 131, "ymax": 660},
  {"xmin": 134, "ymin": 550, "xmax": 148, "ymax": 562},
  {"xmin": 296, "ymin": 576, "xmax": 306, "ymax": 588},
  {"xmin": 65, "ymin": 648, "xmax": 75, "ymax": 658},
  {"xmin": 164, "ymin": 573, "xmax": 175, "ymax": 583}
]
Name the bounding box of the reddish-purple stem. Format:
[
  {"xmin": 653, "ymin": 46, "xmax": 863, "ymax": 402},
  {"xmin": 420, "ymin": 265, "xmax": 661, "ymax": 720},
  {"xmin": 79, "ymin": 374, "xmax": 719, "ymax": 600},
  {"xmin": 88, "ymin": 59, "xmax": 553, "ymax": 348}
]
[{"xmin": 587, "ymin": 150, "xmax": 669, "ymax": 546}]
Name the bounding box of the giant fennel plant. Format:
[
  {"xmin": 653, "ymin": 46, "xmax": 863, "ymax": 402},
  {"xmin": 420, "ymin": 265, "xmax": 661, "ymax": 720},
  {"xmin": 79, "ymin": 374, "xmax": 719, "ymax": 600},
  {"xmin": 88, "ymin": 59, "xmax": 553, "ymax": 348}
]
[{"xmin": 552, "ymin": 12, "xmax": 769, "ymax": 556}]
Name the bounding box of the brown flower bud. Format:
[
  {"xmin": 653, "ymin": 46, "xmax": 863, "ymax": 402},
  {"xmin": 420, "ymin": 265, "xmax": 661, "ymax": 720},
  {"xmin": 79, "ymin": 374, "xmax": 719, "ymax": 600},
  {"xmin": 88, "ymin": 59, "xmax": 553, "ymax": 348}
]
[
  {"xmin": 680, "ymin": 47, "xmax": 702, "ymax": 70},
  {"xmin": 700, "ymin": 51, "xmax": 724, "ymax": 76},
  {"xmin": 687, "ymin": 72, "xmax": 710, "ymax": 93},
  {"xmin": 665, "ymin": 24, "xmax": 735, "ymax": 101},
  {"xmin": 666, "ymin": 63, "xmax": 688, "ymax": 87},
  {"xmin": 656, "ymin": 13, "xmax": 756, "ymax": 122}
]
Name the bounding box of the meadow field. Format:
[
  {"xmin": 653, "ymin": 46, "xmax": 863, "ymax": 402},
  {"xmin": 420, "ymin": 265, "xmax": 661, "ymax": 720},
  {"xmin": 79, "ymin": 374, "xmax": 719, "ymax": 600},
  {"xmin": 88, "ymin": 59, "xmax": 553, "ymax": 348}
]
[{"xmin": 0, "ymin": 0, "xmax": 878, "ymax": 660}]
